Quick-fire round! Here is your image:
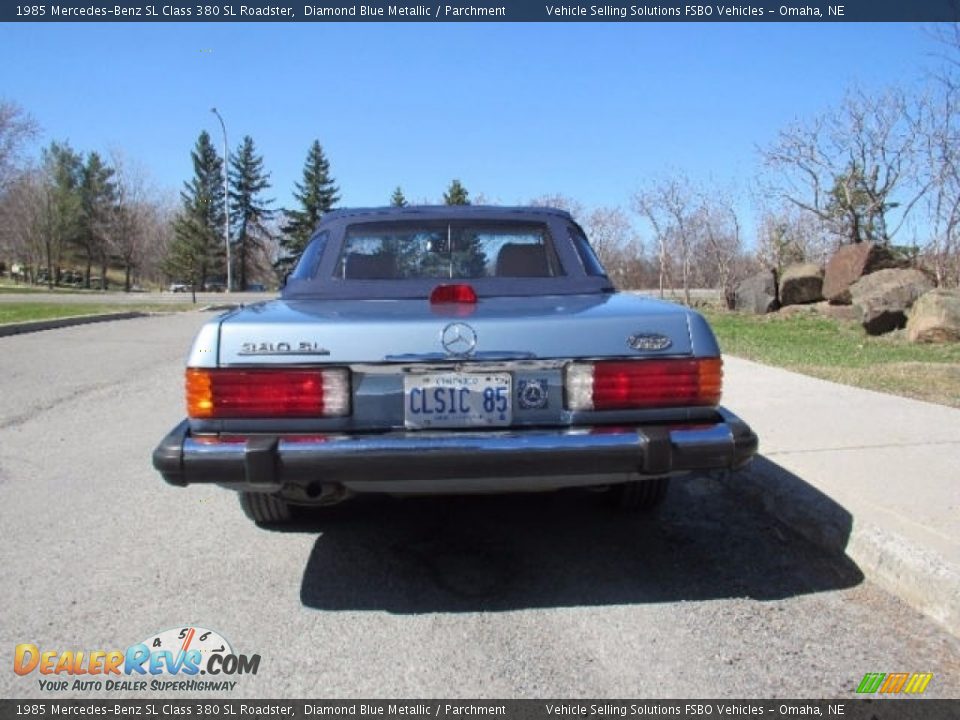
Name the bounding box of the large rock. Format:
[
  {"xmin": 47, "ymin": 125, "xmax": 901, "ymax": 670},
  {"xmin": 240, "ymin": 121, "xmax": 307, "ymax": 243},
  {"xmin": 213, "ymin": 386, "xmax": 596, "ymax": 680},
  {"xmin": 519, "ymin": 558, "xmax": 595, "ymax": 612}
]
[
  {"xmin": 823, "ymin": 242, "xmax": 903, "ymax": 305},
  {"xmin": 779, "ymin": 263, "xmax": 824, "ymax": 306},
  {"xmin": 735, "ymin": 269, "xmax": 779, "ymax": 314},
  {"xmin": 815, "ymin": 302, "xmax": 859, "ymax": 322},
  {"xmin": 907, "ymin": 289, "xmax": 960, "ymax": 343},
  {"xmin": 850, "ymin": 268, "xmax": 935, "ymax": 335}
]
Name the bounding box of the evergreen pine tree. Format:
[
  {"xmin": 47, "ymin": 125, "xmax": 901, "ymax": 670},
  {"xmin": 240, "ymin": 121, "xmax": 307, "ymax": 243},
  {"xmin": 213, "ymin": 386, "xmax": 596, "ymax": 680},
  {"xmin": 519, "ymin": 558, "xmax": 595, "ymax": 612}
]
[
  {"xmin": 166, "ymin": 131, "xmax": 225, "ymax": 295},
  {"xmin": 390, "ymin": 186, "xmax": 408, "ymax": 207},
  {"xmin": 39, "ymin": 142, "xmax": 83, "ymax": 288},
  {"xmin": 79, "ymin": 152, "xmax": 116, "ymax": 289},
  {"xmin": 443, "ymin": 179, "xmax": 470, "ymax": 205},
  {"xmin": 278, "ymin": 140, "xmax": 339, "ymax": 274},
  {"xmin": 229, "ymin": 135, "xmax": 273, "ymax": 290}
]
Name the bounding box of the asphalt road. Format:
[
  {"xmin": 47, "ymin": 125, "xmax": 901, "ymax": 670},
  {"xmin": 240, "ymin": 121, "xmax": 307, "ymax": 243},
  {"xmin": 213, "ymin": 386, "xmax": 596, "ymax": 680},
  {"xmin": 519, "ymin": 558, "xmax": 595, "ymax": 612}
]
[{"xmin": 1, "ymin": 311, "xmax": 958, "ymax": 699}]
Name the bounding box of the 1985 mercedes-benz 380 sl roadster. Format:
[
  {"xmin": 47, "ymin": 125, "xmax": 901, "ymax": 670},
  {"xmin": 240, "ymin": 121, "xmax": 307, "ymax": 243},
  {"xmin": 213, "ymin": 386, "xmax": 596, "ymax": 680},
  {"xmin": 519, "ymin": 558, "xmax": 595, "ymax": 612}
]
[{"xmin": 153, "ymin": 206, "xmax": 757, "ymax": 524}]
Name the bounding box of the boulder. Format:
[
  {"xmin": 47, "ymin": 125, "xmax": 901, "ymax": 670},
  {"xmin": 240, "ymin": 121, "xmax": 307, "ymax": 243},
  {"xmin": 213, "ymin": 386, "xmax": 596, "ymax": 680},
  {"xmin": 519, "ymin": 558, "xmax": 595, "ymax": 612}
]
[
  {"xmin": 823, "ymin": 242, "xmax": 903, "ymax": 305},
  {"xmin": 779, "ymin": 263, "xmax": 824, "ymax": 306},
  {"xmin": 907, "ymin": 289, "xmax": 960, "ymax": 343},
  {"xmin": 815, "ymin": 302, "xmax": 859, "ymax": 323},
  {"xmin": 777, "ymin": 304, "xmax": 819, "ymax": 318},
  {"xmin": 849, "ymin": 268, "xmax": 935, "ymax": 335},
  {"xmin": 734, "ymin": 269, "xmax": 779, "ymax": 314}
]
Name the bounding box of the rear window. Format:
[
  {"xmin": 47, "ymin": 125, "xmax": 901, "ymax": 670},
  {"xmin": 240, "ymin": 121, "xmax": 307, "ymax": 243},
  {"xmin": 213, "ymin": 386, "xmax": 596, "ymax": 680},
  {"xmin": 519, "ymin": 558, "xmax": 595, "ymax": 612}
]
[
  {"xmin": 568, "ymin": 224, "xmax": 608, "ymax": 278},
  {"xmin": 333, "ymin": 222, "xmax": 563, "ymax": 280},
  {"xmin": 290, "ymin": 231, "xmax": 328, "ymax": 280}
]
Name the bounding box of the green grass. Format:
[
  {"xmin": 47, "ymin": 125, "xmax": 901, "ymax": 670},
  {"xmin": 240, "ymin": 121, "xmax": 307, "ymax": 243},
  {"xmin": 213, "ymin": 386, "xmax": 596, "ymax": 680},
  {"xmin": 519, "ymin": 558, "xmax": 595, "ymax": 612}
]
[
  {"xmin": 0, "ymin": 303, "xmax": 190, "ymax": 325},
  {"xmin": 703, "ymin": 309, "xmax": 960, "ymax": 408},
  {"xmin": 0, "ymin": 285, "xmax": 47, "ymax": 293},
  {"xmin": 0, "ymin": 283, "xmax": 99, "ymax": 294}
]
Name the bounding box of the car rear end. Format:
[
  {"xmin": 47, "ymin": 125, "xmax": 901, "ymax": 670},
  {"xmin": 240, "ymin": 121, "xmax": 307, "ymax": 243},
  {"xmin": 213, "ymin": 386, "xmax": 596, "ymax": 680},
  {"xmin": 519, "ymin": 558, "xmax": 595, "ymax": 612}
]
[{"xmin": 152, "ymin": 206, "xmax": 757, "ymax": 522}]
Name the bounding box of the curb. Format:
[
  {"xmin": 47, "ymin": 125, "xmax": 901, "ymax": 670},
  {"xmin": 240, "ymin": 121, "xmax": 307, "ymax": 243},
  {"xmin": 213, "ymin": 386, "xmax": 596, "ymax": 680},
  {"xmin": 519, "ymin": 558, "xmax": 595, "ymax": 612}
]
[
  {"xmin": 0, "ymin": 306, "xmax": 231, "ymax": 339},
  {"xmin": 0, "ymin": 312, "xmax": 147, "ymax": 338},
  {"xmin": 722, "ymin": 460, "xmax": 960, "ymax": 637}
]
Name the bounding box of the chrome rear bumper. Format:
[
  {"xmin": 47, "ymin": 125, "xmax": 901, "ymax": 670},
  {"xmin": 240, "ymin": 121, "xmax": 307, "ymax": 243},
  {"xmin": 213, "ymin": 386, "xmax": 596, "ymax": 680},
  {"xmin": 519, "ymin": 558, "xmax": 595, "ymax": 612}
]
[{"xmin": 153, "ymin": 408, "xmax": 758, "ymax": 496}]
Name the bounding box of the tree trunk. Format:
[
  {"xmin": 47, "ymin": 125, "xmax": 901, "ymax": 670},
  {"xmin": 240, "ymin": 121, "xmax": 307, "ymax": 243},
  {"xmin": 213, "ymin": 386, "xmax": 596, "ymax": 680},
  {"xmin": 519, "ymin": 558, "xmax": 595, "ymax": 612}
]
[
  {"xmin": 45, "ymin": 240, "xmax": 53, "ymax": 289},
  {"xmin": 658, "ymin": 238, "xmax": 665, "ymax": 299}
]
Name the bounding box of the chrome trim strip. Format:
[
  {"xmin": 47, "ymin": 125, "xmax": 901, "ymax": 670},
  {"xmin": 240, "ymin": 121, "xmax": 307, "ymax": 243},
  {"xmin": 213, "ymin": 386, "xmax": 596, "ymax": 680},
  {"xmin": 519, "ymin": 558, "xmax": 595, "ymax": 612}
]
[{"xmin": 385, "ymin": 350, "xmax": 539, "ymax": 362}]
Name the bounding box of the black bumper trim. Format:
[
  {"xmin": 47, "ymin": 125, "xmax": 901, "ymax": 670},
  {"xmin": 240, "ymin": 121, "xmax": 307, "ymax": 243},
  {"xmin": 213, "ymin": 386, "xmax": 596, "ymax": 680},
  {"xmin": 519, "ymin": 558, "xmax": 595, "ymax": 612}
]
[{"xmin": 152, "ymin": 408, "xmax": 758, "ymax": 492}]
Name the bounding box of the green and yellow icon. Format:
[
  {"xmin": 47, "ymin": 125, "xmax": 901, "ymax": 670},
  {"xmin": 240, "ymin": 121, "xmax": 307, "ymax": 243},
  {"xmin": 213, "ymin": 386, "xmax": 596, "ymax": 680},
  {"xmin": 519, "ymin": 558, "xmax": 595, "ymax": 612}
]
[{"xmin": 856, "ymin": 672, "xmax": 933, "ymax": 694}]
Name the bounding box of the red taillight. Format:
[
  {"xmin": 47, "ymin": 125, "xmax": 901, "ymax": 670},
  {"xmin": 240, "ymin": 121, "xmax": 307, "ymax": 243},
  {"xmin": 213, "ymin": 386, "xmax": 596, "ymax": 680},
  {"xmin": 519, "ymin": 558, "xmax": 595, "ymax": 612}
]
[
  {"xmin": 565, "ymin": 358, "xmax": 722, "ymax": 411},
  {"xmin": 430, "ymin": 284, "xmax": 477, "ymax": 304},
  {"xmin": 186, "ymin": 368, "xmax": 350, "ymax": 419}
]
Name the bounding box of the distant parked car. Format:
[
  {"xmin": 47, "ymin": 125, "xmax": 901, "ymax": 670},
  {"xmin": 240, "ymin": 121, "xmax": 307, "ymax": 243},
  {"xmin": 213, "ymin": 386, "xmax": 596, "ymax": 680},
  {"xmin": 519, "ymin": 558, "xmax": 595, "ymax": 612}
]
[
  {"xmin": 203, "ymin": 281, "xmax": 227, "ymax": 292},
  {"xmin": 169, "ymin": 282, "xmax": 190, "ymax": 293},
  {"xmin": 153, "ymin": 205, "xmax": 758, "ymax": 525},
  {"xmin": 245, "ymin": 283, "xmax": 266, "ymax": 292}
]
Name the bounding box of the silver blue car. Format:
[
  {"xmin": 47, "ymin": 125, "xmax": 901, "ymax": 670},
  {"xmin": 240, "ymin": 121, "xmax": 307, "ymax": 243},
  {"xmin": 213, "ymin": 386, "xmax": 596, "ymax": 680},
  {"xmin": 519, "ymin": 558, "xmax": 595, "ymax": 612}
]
[{"xmin": 153, "ymin": 206, "xmax": 757, "ymax": 524}]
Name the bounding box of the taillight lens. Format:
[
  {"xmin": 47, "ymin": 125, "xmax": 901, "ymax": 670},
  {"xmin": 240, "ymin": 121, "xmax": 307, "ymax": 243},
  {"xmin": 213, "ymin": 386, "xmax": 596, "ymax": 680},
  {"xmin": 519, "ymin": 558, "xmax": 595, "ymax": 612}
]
[
  {"xmin": 186, "ymin": 368, "xmax": 350, "ymax": 418},
  {"xmin": 565, "ymin": 358, "xmax": 722, "ymax": 411},
  {"xmin": 430, "ymin": 284, "xmax": 478, "ymax": 304}
]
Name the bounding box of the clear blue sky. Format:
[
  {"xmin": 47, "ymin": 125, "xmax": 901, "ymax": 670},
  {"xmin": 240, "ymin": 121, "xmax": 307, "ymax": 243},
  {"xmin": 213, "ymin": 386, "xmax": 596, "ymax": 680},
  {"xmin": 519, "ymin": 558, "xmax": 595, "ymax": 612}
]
[{"xmin": 0, "ymin": 22, "xmax": 942, "ymax": 223}]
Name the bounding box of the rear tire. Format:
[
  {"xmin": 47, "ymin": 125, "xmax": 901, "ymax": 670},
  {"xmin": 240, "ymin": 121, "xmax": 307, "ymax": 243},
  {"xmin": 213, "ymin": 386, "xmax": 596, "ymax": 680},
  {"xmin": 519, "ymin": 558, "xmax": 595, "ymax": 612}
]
[
  {"xmin": 239, "ymin": 492, "xmax": 293, "ymax": 524},
  {"xmin": 607, "ymin": 477, "xmax": 670, "ymax": 512}
]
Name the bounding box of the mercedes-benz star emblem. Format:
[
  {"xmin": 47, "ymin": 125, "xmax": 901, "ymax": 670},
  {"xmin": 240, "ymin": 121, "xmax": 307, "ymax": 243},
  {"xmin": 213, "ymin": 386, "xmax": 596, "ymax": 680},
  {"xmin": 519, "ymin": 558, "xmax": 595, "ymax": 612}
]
[{"xmin": 441, "ymin": 322, "xmax": 478, "ymax": 356}]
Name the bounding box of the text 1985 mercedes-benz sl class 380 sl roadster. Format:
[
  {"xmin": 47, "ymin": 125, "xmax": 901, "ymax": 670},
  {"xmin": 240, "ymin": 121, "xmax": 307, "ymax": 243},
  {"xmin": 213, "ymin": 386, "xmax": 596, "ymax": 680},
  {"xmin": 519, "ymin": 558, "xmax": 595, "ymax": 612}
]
[{"xmin": 153, "ymin": 206, "xmax": 757, "ymax": 524}]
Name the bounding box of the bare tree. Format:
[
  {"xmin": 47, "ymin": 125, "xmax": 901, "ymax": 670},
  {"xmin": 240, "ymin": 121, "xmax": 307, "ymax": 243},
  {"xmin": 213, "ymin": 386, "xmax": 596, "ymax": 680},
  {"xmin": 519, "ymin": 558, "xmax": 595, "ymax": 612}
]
[
  {"xmin": 689, "ymin": 197, "xmax": 744, "ymax": 309},
  {"xmin": 529, "ymin": 194, "xmax": 650, "ymax": 288},
  {"xmin": 602, "ymin": 237, "xmax": 656, "ymax": 290},
  {"xmin": 109, "ymin": 151, "xmax": 151, "ymax": 291},
  {"xmin": 528, "ymin": 193, "xmax": 585, "ymax": 220},
  {"xmin": 0, "ymin": 170, "xmax": 47, "ymax": 280},
  {"xmin": 633, "ymin": 176, "xmax": 698, "ymax": 304},
  {"xmin": 921, "ymin": 27, "xmax": 960, "ymax": 287},
  {"xmin": 755, "ymin": 202, "xmax": 835, "ymax": 274},
  {"xmin": 106, "ymin": 150, "xmax": 184, "ymax": 291},
  {"xmin": 0, "ymin": 100, "xmax": 39, "ymax": 192},
  {"xmin": 470, "ymin": 191, "xmax": 501, "ymax": 206},
  {"xmin": 761, "ymin": 87, "xmax": 930, "ymax": 246},
  {"xmin": 583, "ymin": 206, "xmax": 640, "ymax": 270},
  {"xmin": 140, "ymin": 196, "xmax": 176, "ymax": 289},
  {"xmin": 913, "ymin": 90, "xmax": 957, "ymax": 285}
]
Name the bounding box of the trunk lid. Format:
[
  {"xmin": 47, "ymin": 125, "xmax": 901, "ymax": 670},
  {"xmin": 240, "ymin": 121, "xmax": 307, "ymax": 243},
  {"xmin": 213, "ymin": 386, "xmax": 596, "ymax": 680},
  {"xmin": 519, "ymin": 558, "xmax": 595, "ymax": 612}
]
[{"xmin": 217, "ymin": 293, "xmax": 695, "ymax": 365}]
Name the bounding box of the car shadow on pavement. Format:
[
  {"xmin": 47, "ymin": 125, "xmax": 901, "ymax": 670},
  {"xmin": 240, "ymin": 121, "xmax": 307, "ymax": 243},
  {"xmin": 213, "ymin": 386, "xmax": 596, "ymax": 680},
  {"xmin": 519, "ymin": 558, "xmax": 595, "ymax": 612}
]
[
  {"xmin": 286, "ymin": 457, "xmax": 863, "ymax": 613},
  {"xmin": 725, "ymin": 455, "xmax": 857, "ymax": 557}
]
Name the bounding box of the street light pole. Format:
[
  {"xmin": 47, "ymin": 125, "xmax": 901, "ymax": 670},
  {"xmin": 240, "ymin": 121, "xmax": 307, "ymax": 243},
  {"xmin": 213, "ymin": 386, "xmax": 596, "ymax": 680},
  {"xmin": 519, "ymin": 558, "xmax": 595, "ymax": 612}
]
[{"xmin": 210, "ymin": 107, "xmax": 231, "ymax": 293}]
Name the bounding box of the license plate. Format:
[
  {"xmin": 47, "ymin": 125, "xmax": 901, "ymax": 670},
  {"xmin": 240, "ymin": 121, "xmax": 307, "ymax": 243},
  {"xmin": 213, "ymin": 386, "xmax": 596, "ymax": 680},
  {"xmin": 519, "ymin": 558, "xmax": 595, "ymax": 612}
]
[{"xmin": 404, "ymin": 372, "xmax": 512, "ymax": 429}]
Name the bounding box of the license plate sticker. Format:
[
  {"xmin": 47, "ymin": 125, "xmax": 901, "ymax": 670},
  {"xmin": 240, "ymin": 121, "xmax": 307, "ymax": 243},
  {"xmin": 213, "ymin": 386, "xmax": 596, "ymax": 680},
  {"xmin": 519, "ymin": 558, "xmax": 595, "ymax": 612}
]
[{"xmin": 404, "ymin": 372, "xmax": 512, "ymax": 429}]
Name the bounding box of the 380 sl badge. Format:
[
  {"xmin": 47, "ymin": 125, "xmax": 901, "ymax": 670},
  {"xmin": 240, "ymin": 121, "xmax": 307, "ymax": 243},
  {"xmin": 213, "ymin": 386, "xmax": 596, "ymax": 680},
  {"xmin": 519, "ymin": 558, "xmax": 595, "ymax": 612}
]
[{"xmin": 239, "ymin": 341, "xmax": 330, "ymax": 356}]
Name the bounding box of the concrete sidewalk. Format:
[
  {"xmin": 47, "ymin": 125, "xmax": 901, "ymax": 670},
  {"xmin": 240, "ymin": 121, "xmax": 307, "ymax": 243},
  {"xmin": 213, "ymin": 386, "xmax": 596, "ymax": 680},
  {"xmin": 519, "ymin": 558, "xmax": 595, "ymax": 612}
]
[{"xmin": 722, "ymin": 356, "xmax": 960, "ymax": 635}]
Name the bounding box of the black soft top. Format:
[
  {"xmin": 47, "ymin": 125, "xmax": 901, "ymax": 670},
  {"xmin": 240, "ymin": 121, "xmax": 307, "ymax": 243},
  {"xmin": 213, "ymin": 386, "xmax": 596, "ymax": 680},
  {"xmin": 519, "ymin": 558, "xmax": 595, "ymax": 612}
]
[
  {"xmin": 319, "ymin": 205, "xmax": 575, "ymax": 223},
  {"xmin": 282, "ymin": 205, "xmax": 614, "ymax": 300}
]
